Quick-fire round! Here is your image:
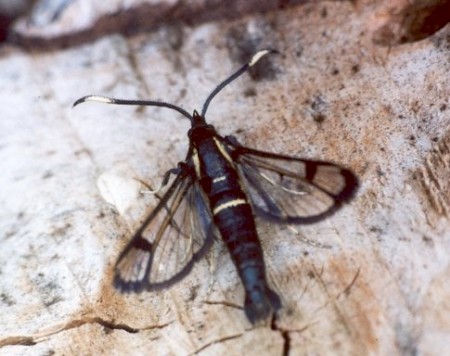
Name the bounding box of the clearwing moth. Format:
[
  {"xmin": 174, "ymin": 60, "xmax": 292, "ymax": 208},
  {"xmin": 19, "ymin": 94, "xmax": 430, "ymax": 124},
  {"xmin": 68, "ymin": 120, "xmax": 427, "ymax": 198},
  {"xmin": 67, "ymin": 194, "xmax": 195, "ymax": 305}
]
[{"xmin": 74, "ymin": 50, "xmax": 359, "ymax": 324}]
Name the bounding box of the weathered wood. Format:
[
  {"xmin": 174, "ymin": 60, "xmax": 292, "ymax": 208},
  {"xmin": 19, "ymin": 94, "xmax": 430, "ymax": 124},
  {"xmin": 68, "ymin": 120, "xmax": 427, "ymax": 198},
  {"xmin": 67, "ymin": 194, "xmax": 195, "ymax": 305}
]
[{"xmin": 1, "ymin": 0, "xmax": 449, "ymax": 355}]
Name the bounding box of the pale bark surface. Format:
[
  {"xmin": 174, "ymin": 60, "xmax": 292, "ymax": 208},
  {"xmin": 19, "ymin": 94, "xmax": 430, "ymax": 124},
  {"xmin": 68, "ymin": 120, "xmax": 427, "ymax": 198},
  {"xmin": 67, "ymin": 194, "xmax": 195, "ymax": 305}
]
[{"xmin": 1, "ymin": 0, "xmax": 449, "ymax": 355}]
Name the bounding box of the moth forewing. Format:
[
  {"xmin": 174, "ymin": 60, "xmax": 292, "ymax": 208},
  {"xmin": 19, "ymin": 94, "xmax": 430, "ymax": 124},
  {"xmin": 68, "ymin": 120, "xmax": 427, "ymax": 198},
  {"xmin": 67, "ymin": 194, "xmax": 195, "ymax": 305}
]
[
  {"xmin": 312, "ymin": 164, "xmax": 357, "ymax": 199},
  {"xmin": 115, "ymin": 245, "xmax": 151, "ymax": 286},
  {"xmin": 113, "ymin": 173, "xmax": 215, "ymax": 291},
  {"xmin": 148, "ymin": 182, "xmax": 214, "ymax": 289},
  {"xmin": 232, "ymin": 146, "xmax": 358, "ymax": 224}
]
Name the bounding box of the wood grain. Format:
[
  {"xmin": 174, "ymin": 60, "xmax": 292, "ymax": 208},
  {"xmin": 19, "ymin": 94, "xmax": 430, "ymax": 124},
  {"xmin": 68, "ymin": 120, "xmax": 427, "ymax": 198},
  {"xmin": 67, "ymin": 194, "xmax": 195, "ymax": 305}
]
[{"xmin": 1, "ymin": 1, "xmax": 449, "ymax": 355}]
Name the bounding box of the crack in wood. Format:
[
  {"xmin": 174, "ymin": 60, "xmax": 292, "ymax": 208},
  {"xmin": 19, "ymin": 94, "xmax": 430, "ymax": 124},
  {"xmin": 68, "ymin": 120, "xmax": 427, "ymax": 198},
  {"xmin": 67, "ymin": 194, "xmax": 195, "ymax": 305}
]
[
  {"xmin": 190, "ymin": 333, "xmax": 244, "ymax": 355},
  {"xmin": 0, "ymin": 317, "xmax": 171, "ymax": 348},
  {"xmin": 203, "ymin": 300, "xmax": 243, "ymax": 310},
  {"xmin": 271, "ymin": 316, "xmax": 291, "ymax": 356}
]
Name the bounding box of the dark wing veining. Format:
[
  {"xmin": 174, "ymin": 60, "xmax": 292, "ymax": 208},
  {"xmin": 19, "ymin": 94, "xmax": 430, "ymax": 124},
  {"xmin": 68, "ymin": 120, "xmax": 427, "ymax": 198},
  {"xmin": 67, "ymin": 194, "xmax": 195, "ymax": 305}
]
[
  {"xmin": 114, "ymin": 170, "xmax": 216, "ymax": 292},
  {"xmin": 231, "ymin": 145, "xmax": 358, "ymax": 224}
]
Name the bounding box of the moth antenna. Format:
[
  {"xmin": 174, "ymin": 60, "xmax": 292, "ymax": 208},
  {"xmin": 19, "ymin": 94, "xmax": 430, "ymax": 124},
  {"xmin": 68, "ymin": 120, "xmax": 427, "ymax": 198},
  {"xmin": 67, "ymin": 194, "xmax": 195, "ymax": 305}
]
[
  {"xmin": 201, "ymin": 49, "xmax": 279, "ymax": 117},
  {"xmin": 73, "ymin": 95, "xmax": 193, "ymax": 122}
]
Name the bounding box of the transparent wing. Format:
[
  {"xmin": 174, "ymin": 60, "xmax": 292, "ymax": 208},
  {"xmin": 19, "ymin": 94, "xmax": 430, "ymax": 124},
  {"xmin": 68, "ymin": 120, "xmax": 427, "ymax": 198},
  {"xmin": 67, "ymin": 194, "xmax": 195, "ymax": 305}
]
[
  {"xmin": 113, "ymin": 171, "xmax": 215, "ymax": 292},
  {"xmin": 232, "ymin": 146, "xmax": 359, "ymax": 224}
]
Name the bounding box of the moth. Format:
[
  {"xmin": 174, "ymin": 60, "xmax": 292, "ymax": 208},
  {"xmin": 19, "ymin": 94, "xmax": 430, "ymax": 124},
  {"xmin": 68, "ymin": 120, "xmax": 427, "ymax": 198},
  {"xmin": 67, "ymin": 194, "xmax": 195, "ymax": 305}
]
[{"xmin": 74, "ymin": 50, "xmax": 359, "ymax": 323}]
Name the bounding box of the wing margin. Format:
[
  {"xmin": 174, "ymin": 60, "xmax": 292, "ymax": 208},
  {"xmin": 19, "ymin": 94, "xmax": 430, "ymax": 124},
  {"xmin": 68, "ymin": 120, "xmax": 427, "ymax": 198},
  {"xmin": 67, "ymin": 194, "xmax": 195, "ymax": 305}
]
[
  {"xmin": 113, "ymin": 169, "xmax": 216, "ymax": 292},
  {"xmin": 229, "ymin": 143, "xmax": 359, "ymax": 224}
]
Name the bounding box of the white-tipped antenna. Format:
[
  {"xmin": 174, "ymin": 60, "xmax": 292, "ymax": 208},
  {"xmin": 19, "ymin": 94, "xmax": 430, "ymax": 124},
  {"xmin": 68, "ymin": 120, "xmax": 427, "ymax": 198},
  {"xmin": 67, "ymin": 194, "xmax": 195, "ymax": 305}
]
[
  {"xmin": 201, "ymin": 49, "xmax": 278, "ymax": 117},
  {"xmin": 73, "ymin": 95, "xmax": 115, "ymax": 106},
  {"xmin": 73, "ymin": 50, "xmax": 278, "ymax": 123},
  {"xmin": 248, "ymin": 49, "xmax": 274, "ymax": 67},
  {"xmin": 72, "ymin": 95, "xmax": 193, "ymax": 122}
]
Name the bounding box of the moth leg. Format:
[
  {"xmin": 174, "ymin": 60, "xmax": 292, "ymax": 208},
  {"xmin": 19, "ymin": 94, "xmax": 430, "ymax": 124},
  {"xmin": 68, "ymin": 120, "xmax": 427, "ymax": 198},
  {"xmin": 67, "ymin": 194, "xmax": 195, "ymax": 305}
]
[{"xmin": 140, "ymin": 166, "xmax": 183, "ymax": 195}]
